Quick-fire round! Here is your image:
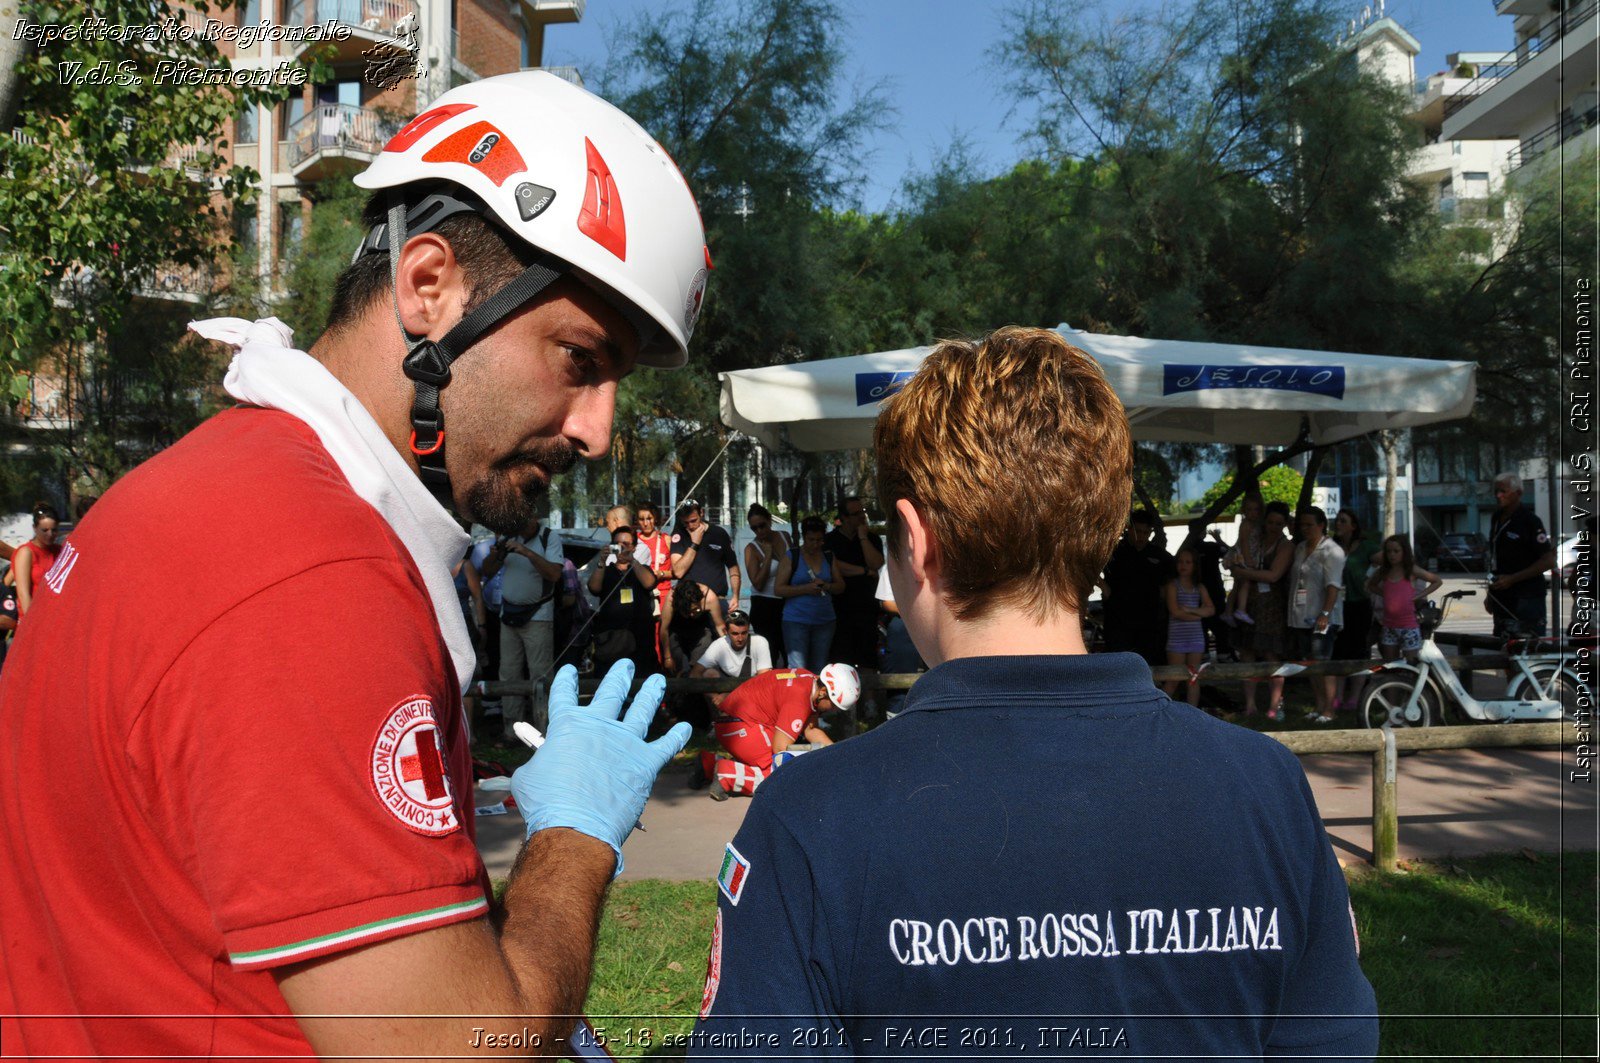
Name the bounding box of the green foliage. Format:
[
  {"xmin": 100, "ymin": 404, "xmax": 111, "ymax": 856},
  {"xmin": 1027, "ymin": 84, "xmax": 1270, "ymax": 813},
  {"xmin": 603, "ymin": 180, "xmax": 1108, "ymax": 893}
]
[
  {"xmin": 277, "ymin": 177, "xmax": 371, "ymax": 340},
  {"xmin": 0, "ymin": 0, "xmax": 315, "ymax": 488},
  {"xmin": 598, "ymin": 0, "xmax": 893, "ymax": 379},
  {"xmin": 1199, "ymin": 465, "xmax": 1304, "ymax": 515},
  {"xmin": 1134, "ymin": 444, "xmax": 1177, "ymax": 510},
  {"xmin": 980, "ymin": 0, "xmax": 1434, "ymax": 355},
  {"xmin": 592, "ymin": 0, "xmax": 893, "ymax": 502}
]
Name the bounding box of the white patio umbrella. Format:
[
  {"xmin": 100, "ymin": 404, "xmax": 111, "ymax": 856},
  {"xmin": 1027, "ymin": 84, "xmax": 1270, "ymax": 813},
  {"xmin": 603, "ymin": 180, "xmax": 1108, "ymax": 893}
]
[{"xmin": 718, "ymin": 325, "xmax": 1476, "ymax": 452}]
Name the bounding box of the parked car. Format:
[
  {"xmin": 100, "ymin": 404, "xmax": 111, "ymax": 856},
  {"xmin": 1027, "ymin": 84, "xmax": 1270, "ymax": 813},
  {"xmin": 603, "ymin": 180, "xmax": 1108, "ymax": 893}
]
[{"xmin": 1435, "ymin": 532, "xmax": 1489, "ymax": 572}]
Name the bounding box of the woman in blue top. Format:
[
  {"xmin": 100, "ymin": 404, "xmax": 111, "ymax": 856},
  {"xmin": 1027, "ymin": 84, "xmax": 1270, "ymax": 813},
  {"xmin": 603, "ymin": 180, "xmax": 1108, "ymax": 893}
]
[{"xmin": 774, "ymin": 514, "xmax": 846, "ymax": 671}]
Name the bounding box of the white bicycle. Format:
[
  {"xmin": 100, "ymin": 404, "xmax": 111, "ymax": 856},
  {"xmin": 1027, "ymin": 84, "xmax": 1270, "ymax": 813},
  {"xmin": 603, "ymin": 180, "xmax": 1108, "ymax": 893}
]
[{"xmin": 1360, "ymin": 589, "xmax": 1588, "ymax": 728}]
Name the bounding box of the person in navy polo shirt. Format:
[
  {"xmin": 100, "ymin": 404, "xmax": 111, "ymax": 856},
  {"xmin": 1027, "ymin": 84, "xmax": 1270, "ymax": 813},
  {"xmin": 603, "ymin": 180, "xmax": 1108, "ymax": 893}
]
[{"xmin": 690, "ymin": 326, "xmax": 1377, "ymax": 1060}]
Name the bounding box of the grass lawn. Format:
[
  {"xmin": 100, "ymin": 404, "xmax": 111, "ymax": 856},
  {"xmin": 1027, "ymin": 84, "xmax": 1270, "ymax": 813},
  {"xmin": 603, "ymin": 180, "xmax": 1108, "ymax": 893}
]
[{"xmin": 564, "ymin": 852, "xmax": 1598, "ymax": 1059}]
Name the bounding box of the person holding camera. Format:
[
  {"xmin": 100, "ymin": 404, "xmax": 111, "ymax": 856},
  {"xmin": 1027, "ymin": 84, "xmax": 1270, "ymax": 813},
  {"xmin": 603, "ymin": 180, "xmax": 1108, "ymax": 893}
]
[
  {"xmin": 588, "ymin": 526, "xmax": 659, "ymax": 678},
  {"xmin": 480, "ymin": 513, "xmax": 564, "ymax": 736}
]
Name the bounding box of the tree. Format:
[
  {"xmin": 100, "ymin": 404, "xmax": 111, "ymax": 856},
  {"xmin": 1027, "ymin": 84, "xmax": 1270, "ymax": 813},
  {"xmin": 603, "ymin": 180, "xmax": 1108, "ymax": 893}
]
[
  {"xmin": 1199, "ymin": 465, "xmax": 1304, "ymax": 515},
  {"xmin": 988, "ymin": 0, "xmax": 1453, "ymax": 534},
  {"xmin": 0, "ymin": 0, "xmax": 309, "ymax": 491},
  {"xmin": 592, "ymin": 0, "xmax": 892, "ymax": 504}
]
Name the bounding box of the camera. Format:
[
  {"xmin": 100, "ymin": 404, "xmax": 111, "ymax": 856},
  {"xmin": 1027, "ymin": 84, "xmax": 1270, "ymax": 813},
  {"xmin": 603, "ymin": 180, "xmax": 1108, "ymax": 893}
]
[{"xmin": 608, "ymin": 544, "xmax": 624, "ymax": 556}]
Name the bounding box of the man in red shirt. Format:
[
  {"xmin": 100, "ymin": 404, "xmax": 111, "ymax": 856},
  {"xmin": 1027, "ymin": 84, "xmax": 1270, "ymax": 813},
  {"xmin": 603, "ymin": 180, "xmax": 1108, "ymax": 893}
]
[
  {"xmin": 0, "ymin": 71, "xmax": 708, "ymax": 1059},
  {"xmin": 692, "ymin": 663, "xmax": 860, "ymax": 799}
]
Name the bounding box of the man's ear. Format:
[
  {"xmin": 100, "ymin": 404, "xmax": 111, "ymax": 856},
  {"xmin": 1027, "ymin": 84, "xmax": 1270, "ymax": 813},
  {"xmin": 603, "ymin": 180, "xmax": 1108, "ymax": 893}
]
[
  {"xmin": 392, "ymin": 233, "xmax": 463, "ymax": 340},
  {"xmin": 894, "ymin": 498, "xmax": 938, "ymax": 586}
]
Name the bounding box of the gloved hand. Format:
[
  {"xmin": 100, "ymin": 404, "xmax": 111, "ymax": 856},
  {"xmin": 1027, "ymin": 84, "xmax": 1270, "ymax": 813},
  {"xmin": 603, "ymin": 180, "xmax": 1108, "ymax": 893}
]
[{"xmin": 511, "ymin": 660, "xmax": 691, "ymax": 876}]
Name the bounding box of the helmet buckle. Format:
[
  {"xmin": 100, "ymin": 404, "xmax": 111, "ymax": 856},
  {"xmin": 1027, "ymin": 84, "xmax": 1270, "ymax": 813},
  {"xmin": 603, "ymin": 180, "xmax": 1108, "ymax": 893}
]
[{"xmin": 402, "ymin": 341, "xmax": 453, "ymax": 387}]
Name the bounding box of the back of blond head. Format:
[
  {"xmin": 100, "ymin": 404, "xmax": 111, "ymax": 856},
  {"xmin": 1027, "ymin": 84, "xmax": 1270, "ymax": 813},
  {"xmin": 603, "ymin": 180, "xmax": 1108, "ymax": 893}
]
[{"xmin": 874, "ymin": 326, "xmax": 1133, "ymax": 622}]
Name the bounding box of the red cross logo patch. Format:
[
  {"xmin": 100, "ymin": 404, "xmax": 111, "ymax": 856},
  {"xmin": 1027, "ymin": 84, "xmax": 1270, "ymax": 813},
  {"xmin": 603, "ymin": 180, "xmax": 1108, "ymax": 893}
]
[{"xmin": 370, "ymin": 696, "xmax": 460, "ymax": 836}]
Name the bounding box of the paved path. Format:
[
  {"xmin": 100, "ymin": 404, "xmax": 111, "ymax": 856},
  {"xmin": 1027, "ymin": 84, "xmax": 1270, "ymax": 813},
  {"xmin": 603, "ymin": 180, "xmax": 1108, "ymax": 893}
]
[{"xmin": 476, "ymin": 744, "xmax": 1597, "ymax": 880}]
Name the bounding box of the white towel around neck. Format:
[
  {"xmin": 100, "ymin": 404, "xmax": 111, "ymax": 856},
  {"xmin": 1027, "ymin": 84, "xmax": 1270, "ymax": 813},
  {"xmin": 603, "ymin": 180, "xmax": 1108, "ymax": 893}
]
[{"xmin": 189, "ymin": 316, "xmax": 476, "ymax": 697}]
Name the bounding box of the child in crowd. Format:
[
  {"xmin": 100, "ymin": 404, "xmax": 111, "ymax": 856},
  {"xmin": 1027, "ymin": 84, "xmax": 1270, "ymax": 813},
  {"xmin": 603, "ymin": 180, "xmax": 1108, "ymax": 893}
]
[
  {"xmin": 1223, "ymin": 493, "xmax": 1265, "ymax": 625},
  {"xmin": 1164, "ymin": 546, "xmax": 1216, "ymax": 706},
  {"xmin": 1364, "ymin": 534, "xmax": 1443, "ymax": 661}
]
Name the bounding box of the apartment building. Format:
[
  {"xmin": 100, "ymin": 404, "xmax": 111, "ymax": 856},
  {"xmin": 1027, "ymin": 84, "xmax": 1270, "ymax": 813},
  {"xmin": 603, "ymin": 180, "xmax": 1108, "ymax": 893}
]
[
  {"xmin": 1349, "ymin": 15, "xmax": 1519, "ymax": 233},
  {"xmin": 1441, "ymin": 0, "xmax": 1598, "ymax": 183},
  {"xmin": 1407, "ymin": 0, "xmax": 1594, "ymax": 544}
]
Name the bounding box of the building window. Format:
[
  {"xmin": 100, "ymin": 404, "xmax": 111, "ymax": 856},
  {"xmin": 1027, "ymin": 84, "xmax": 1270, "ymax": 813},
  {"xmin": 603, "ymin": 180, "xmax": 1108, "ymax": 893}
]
[
  {"xmin": 281, "ymin": 96, "xmax": 307, "ymax": 135},
  {"xmin": 1417, "ymin": 445, "xmax": 1441, "ymax": 485},
  {"xmin": 234, "ymin": 203, "xmax": 258, "ymax": 255},
  {"xmin": 278, "ymin": 203, "xmax": 304, "ymax": 265},
  {"xmin": 236, "ymin": 105, "xmax": 258, "ymax": 145},
  {"xmin": 240, "ymin": 0, "xmax": 261, "ymax": 25}
]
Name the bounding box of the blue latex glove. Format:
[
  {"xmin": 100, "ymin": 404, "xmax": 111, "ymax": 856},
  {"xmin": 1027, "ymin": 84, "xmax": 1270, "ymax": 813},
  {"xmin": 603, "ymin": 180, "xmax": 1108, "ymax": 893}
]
[{"xmin": 511, "ymin": 661, "xmax": 690, "ymax": 876}]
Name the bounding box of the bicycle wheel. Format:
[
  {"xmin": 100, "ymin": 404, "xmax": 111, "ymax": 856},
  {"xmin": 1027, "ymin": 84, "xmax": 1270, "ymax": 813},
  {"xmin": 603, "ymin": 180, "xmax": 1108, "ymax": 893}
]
[
  {"xmin": 1361, "ymin": 670, "xmax": 1438, "ymax": 728},
  {"xmin": 1507, "ymin": 662, "xmax": 1588, "ymax": 722}
]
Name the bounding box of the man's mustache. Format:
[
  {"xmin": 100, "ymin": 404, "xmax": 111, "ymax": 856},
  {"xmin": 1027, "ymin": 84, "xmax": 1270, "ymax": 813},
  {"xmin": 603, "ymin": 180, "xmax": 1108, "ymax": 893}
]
[{"xmin": 496, "ymin": 440, "xmax": 578, "ymax": 477}]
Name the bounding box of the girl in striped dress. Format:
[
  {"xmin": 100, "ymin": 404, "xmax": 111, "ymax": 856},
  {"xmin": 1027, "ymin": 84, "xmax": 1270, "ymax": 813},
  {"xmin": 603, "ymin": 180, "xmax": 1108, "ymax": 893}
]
[{"xmin": 1164, "ymin": 546, "xmax": 1216, "ymax": 706}]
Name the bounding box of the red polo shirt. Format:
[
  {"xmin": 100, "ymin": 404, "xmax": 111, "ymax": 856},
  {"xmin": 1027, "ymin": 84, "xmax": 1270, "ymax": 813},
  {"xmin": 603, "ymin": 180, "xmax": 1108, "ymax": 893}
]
[
  {"xmin": 0, "ymin": 408, "xmax": 487, "ymax": 1057},
  {"xmin": 720, "ymin": 668, "xmax": 818, "ymax": 740}
]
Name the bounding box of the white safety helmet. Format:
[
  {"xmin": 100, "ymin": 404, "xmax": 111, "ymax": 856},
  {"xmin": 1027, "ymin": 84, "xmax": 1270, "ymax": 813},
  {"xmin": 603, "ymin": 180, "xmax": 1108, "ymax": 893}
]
[
  {"xmin": 818, "ymin": 663, "xmax": 861, "ymax": 712},
  {"xmin": 355, "ymin": 70, "xmax": 709, "ymax": 368}
]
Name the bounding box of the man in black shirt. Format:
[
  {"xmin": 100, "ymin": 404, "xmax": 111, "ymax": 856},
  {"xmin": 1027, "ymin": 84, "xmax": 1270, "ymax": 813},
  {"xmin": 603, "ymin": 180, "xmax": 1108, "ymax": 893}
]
[
  {"xmin": 1101, "ymin": 508, "xmax": 1174, "ymax": 666},
  {"xmin": 588, "ymin": 526, "xmax": 660, "ymax": 677},
  {"xmin": 825, "ymin": 495, "xmax": 885, "ymax": 713},
  {"xmin": 670, "ymin": 499, "xmax": 740, "ymax": 607},
  {"xmin": 1487, "ymin": 474, "xmax": 1555, "ymax": 638}
]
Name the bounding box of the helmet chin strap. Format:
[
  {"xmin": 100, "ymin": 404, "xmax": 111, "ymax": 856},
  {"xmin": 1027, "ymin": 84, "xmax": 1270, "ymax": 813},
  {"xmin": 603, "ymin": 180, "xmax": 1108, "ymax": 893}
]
[{"xmin": 382, "ymin": 191, "xmax": 568, "ymax": 508}]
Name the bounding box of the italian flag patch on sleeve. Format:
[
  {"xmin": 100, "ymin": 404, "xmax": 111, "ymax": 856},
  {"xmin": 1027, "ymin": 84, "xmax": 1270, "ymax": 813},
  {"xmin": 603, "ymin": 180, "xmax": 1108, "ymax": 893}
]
[{"xmin": 717, "ymin": 842, "xmax": 750, "ymax": 906}]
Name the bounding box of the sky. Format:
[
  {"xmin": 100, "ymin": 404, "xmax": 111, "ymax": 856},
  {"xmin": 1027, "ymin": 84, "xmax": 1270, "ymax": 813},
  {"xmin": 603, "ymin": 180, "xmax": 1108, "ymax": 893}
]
[{"xmin": 544, "ymin": 0, "xmax": 1515, "ymax": 215}]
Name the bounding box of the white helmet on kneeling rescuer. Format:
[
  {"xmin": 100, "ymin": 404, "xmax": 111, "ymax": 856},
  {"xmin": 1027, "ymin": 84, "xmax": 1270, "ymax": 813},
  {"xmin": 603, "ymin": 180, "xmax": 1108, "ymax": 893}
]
[
  {"xmin": 819, "ymin": 663, "xmax": 861, "ymax": 711},
  {"xmin": 351, "ymin": 70, "xmax": 710, "ymax": 498}
]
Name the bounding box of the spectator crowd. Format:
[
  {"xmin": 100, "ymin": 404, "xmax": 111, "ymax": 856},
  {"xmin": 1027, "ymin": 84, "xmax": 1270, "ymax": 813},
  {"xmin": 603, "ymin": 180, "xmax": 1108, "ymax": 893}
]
[{"xmin": 2, "ymin": 475, "xmax": 1571, "ymax": 733}]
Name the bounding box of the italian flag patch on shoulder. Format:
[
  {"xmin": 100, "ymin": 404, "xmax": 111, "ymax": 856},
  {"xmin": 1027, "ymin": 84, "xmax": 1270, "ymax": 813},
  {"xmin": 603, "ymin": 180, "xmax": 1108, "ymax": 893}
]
[{"xmin": 717, "ymin": 842, "xmax": 751, "ymax": 906}]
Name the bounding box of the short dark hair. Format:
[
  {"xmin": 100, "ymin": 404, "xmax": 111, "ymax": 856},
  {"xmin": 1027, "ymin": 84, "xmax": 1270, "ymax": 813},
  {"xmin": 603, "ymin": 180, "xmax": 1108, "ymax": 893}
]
[
  {"xmin": 800, "ymin": 515, "xmax": 827, "ymax": 535},
  {"xmin": 1299, "ymin": 506, "xmax": 1328, "ymax": 528},
  {"xmin": 611, "ymin": 525, "xmax": 634, "ymax": 542},
  {"xmin": 836, "ymin": 495, "xmax": 864, "ymax": 520},
  {"xmin": 1131, "ymin": 508, "xmax": 1157, "ymax": 528},
  {"xmin": 324, "ymin": 190, "xmax": 538, "ymax": 336},
  {"xmin": 636, "ymin": 501, "xmax": 659, "ymax": 519},
  {"xmin": 1264, "ymin": 500, "xmax": 1292, "ymax": 521}
]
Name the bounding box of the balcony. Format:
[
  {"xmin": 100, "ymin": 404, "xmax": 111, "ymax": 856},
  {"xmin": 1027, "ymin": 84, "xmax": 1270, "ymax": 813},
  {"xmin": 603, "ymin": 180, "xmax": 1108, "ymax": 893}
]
[
  {"xmin": 523, "ymin": 0, "xmax": 584, "ymax": 23},
  {"xmin": 1495, "ymin": 0, "xmax": 1551, "ymax": 13},
  {"xmin": 1443, "ymin": 0, "xmax": 1598, "ymax": 138},
  {"xmin": 280, "ymin": 0, "xmax": 419, "ymax": 63},
  {"xmin": 285, "ymin": 103, "xmax": 399, "ymax": 179},
  {"xmin": 18, "ymin": 374, "xmax": 75, "ymax": 433},
  {"xmin": 134, "ymin": 261, "xmax": 213, "ymax": 304},
  {"xmin": 1508, "ymin": 104, "xmax": 1600, "ymax": 172},
  {"xmin": 1407, "ymin": 141, "xmax": 1456, "ymax": 184},
  {"xmin": 533, "ymin": 64, "xmax": 583, "ymax": 87},
  {"xmin": 521, "ymin": 0, "xmax": 583, "ymax": 68},
  {"xmin": 1437, "ymin": 196, "xmax": 1501, "ymax": 224}
]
